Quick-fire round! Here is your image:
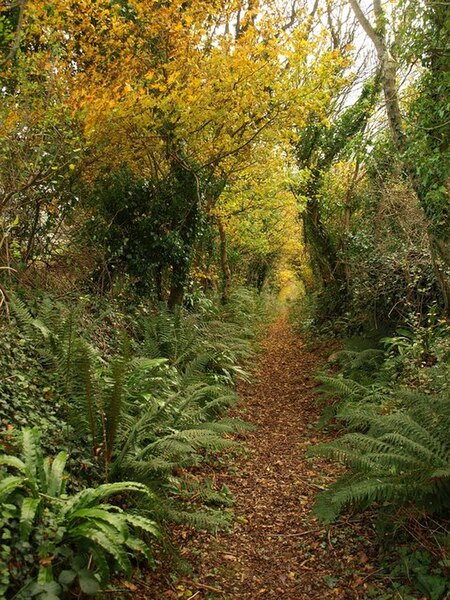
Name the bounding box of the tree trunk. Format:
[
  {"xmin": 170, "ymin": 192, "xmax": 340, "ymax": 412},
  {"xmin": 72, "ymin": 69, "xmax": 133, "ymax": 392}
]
[
  {"xmin": 155, "ymin": 265, "xmax": 164, "ymax": 302},
  {"xmin": 349, "ymin": 0, "xmax": 450, "ymax": 314},
  {"xmin": 217, "ymin": 217, "xmax": 232, "ymax": 304},
  {"xmin": 342, "ymin": 160, "xmax": 361, "ymax": 287},
  {"xmin": 166, "ymin": 157, "xmax": 201, "ymax": 310},
  {"xmin": 168, "ymin": 262, "xmax": 186, "ymax": 310},
  {"xmin": 256, "ymin": 263, "xmax": 268, "ymax": 293},
  {"xmin": 430, "ymin": 235, "xmax": 450, "ymax": 314},
  {"xmin": 303, "ymin": 195, "xmax": 345, "ymax": 289}
]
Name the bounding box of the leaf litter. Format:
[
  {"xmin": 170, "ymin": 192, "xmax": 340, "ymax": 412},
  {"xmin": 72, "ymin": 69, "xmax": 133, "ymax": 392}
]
[{"xmin": 136, "ymin": 315, "xmax": 384, "ymax": 599}]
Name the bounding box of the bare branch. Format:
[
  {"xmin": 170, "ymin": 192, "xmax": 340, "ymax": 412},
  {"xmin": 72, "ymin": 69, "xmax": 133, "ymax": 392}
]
[
  {"xmin": 0, "ymin": 0, "xmax": 27, "ymax": 68},
  {"xmin": 347, "ymin": 0, "xmax": 383, "ymax": 53}
]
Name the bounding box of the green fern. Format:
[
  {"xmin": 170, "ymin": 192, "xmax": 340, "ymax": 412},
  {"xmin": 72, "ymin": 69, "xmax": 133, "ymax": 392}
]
[
  {"xmin": 161, "ymin": 503, "xmax": 232, "ymax": 532},
  {"xmin": 318, "ymin": 374, "xmax": 370, "ymax": 400},
  {"xmin": 309, "ymin": 393, "xmax": 450, "ymax": 523},
  {"xmin": 9, "ymin": 293, "xmax": 50, "ymax": 340},
  {"xmin": 104, "ymin": 336, "xmax": 131, "ymax": 463},
  {"xmin": 7, "ymin": 290, "xmax": 261, "ymax": 540},
  {"xmin": 331, "ymin": 348, "xmax": 385, "ymax": 381},
  {"xmin": 0, "ymin": 428, "xmax": 159, "ymax": 597}
]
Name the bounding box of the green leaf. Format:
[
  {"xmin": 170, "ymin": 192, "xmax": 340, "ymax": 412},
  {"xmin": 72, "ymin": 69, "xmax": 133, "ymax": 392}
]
[
  {"xmin": 124, "ymin": 536, "xmax": 153, "ymax": 562},
  {"xmin": 20, "ymin": 497, "xmax": 40, "ymax": 540},
  {"xmin": 0, "ymin": 456, "xmax": 26, "ymax": 472},
  {"xmin": 89, "ymin": 546, "xmax": 110, "ymax": 586},
  {"xmin": 78, "ymin": 569, "xmax": 100, "ymax": 595},
  {"xmin": 37, "ymin": 565, "xmax": 55, "ymax": 585},
  {"xmin": 58, "ymin": 570, "xmax": 77, "ymax": 587},
  {"xmin": 0, "ymin": 475, "xmax": 25, "ymax": 500},
  {"xmin": 22, "ymin": 428, "xmax": 42, "ymax": 490},
  {"xmin": 69, "ymin": 507, "xmax": 124, "ymax": 526},
  {"xmin": 62, "ymin": 481, "xmax": 151, "ymax": 516},
  {"xmin": 46, "ymin": 452, "xmax": 68, "ymax": 497},
  {"xmin": 124, "ymin": 513, "xmax": 160, "ymax": 537},
  {"xmin": 70, "ymin": 524, "xmax": 132, "ymax": 575},
  {"xmin": 31, "ymin": 318, "xmax": 51, "ymax": 338}
]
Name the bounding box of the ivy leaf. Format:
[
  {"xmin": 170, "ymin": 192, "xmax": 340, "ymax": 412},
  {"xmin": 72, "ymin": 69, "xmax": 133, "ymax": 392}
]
[
  {"xmin": 78, "ymin": 569, "xmax": 100, "ymax": 595},
  {"xmin": 58, "ymin": 570, "xmax": 77, "ymax": 586}
]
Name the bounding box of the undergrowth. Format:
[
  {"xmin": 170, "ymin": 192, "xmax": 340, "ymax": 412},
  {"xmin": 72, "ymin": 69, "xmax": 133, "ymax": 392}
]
[
  {"xmin": 306, "ymin": 310, "xmax": 450, "ymax": 599},
  {"xmin": 0, "ymin": 287, "xmax": 269, "ymax": 597}
]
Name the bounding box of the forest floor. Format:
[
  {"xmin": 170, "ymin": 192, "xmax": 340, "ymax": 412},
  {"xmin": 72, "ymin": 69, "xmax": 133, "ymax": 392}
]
[{"xmin": 134, "ymin": 314, "xmax": 383, "ymax": 599}]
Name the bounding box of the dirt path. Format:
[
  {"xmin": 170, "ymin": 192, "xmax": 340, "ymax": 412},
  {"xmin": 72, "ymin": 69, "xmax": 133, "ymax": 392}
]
[{"xmin": 142, "ymin": 316, "xmax": 379, "ymax": 599}]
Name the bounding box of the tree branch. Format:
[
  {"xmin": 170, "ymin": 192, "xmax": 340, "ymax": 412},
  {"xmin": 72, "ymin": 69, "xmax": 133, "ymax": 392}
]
[
  {"xmin": 347, "ymin": 0, "xmax": 383, "ymax": 53},
  {"xmin": 0, "ymin": 0, "xmax": 27, "ymax": 68}
]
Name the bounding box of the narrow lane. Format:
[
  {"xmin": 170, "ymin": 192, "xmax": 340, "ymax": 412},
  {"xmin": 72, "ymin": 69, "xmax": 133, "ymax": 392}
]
[{"xmin": 145, "ymin": 315, "xmax": 378, "ymax": 599}]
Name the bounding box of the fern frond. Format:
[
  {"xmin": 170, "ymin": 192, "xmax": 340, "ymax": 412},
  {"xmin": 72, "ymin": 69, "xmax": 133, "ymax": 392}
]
[
  {"xmin": 104, "ymin": 337, "xmax": 131, "ymax": 462},
  {"xmin": 46, "ymin": 452, "xmax": 68, "ymax": 497},
  {"xmin": 312, "ymin": 393, "xmax": 450, "ymax": 522},
  {"xmin": 10, "ymin": 294, "xmax": 36, "ymax": 337},
  {"xmin": 318, "ymin": 375, "xmax": 369, "ymax": 400},
  {"xmin": 20, "ymin": 497, "xmax": 40, "ymax": 540},
  {"xmin": 161, "ymin": 505, "xmax": 231, "ymax": 532},
  {"xmin": 0, "ymin": 475, "xmax": 26, "ymax": 500}
]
